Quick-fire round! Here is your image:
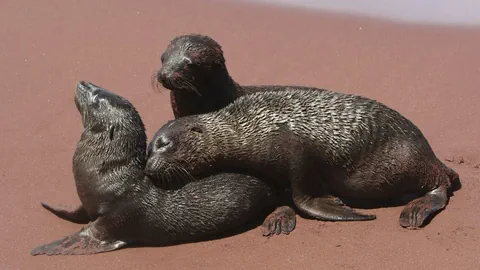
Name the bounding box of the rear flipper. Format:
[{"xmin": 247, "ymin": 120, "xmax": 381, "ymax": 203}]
[
  {"xmin": 399, "ymin": 186, "xmax": 448, "ymax": 229},
  {"xmin": 261, "ymin": 206, "xmax": 296, "ymax": 237},
  {"xmin": 293, "ymin": 194, "xmax": 376, "ymax": 221},
  {"xmin": 41, "ymin": 202, "xmax": 91, "ymax": 224},
  {"xmin": 30, "ymin": 221, "xmax": 127, "ymax": 256}
]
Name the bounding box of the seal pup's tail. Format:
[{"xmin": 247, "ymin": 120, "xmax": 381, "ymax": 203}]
[{"xmin": 440, "ymin": 162, "xmax": 461, "ymax": 192}]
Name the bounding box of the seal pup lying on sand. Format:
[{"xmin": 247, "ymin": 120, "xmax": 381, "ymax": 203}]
[
  {"xmin": 153, "ymin": 33, "xmax": 313, "ymax": 118},
  {"xmin": 145, "ymin": 88, "xmax": 460, "ymax": 229},
  {"xmin": 31, "ymin": 81, "xmax": 279, "ymax": 256}
]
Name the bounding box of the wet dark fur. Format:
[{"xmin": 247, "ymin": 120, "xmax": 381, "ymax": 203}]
[
  {"xmin": 31, "ymin": 81, "xmax": 277, "ymax": 256},
  {"xmin": 146, "ymin": 88, "xmax": 460, "ymax": 228},
  {"xmin": 153, "ymin": 33, "xmax": 313, "ymax": 118}
]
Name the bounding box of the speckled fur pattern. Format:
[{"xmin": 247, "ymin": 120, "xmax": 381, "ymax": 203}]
[
  {"xmin": 31, "ymin": 81, "xmax": 277, "ymax": 256},
  {"xmin": 147, "ymin": 88, "xmax": 460, "ymax": 228}
]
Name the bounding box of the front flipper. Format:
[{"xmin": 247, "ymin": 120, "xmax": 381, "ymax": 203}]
[
  {"xmin": 399, "ymin": 186, "xmax": 448, "ymax": 229},
  {"xmin": 276, "ymin": 122, "xmax": 376, "ymax": 222},
  {"xmin": 30, "ymin": 221, "xmax": 127, "ymax": 256},
  {"xmin": 261, "ymin": 206, "xmax": 297, "ymax": 237},
  {"xmin": 41, "ymin": 202, "xmax": 91, "ymax": 224},
  {"xmin": 293, "ymin": 194, "xmax": 376, "ymax": 221}
]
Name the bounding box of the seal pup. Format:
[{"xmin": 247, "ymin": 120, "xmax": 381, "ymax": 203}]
[
  {"xmin": 31, "ymin": 81, "xmax": 280, "ymax": 256},
  {"xmin": 145, "ymin": 88, "xmax": 460, "ymax": 229},
  {"xmin": 153, "ymin": 33, "xmax": 313, "ymax": 118},
  {"xmin": 151, "ymin": 34, "xmax": 298, "ymax": 235}
]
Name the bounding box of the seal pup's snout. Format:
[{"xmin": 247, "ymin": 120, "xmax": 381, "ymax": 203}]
[
  {"xmin": 76, "ymin": 80, "xmax": 87, "ymax": 93},
  {"xmin": 156, "ymin": 67, "xmax": 166, "ymax": 82},
  {"xmin": 144, "ymin": 151, "xmax": 166, "ymax": 180},
  {"xmin": 77, "ymin": 80, "xmax": 104, "ymax": 93},
  {"xmin": 76, "ymin": 80, "xmax": 97, "ymax": 99},
  {"xmin": 144, "ymin": 134, "xmax": 174, "ymax": 180},
  {"xmin": 157, "ymin": 54, "xmax": 193, "ymax": 89},
  {"xmin": 77, "ymin": 80, "xmax": 97, "ymax": 93},
  {"xmin": 75, "ymin": 81, "xmax": 92, "ymax": 113},
  {"xmin": 157, "ymin": 66, "xmax": 182, "ymax": 88},
  {"xmin": 78, "ymin": 80, "xmax": 89, "ymax": 89}
]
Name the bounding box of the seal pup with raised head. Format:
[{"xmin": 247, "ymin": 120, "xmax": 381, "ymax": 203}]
[
  {"xmin": 151, "ymin": 33, "xmax": 298, "ymax": 235},
  {"xmin": 145, "ymin": 88, "xmax": 460, "ymax": 229},
  {"xmin": 31, "ymin": 81, "xmax": 282, "ymax": 256},
  {"xmin": 153, "ymin": 33, "xmax": 314, "ymax": 118}
]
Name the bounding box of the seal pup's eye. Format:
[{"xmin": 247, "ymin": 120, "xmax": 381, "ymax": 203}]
[
  {"xmin": 91, "ymin": 94, "xmax": 99, "ymax": 103},
  {"xmin": 155, "ymin": 137, "xmax": 171, "ymax": 149},
  {"xmin": 183, "ymin": 57, "xmax": 193, "ymax": 65}
]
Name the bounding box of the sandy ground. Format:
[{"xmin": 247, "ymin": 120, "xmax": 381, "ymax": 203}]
[{"xmin": 1, "ymin": 0, "xmax": 479, "ymax": 269}]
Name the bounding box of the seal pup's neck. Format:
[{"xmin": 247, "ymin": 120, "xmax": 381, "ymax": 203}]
[{"xmin": 73, "ymin": 119, "xmax": 148, "ymax": 218}]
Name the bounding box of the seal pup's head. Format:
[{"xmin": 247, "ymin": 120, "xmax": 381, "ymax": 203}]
[
  {"xmin": 153, "ymin": 34, "xmax": 227, "ymax": 96},
  {"xmin": 75, "ymin": 80, "xmax": 146, "ymax": 143},
  {"xmin": 145, "ymin": 115, "xmax": 221, "ymax": 188}
]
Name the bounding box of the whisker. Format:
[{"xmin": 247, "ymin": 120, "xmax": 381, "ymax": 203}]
[
  {"xmin": 151, "ymin": 71, "xmax": 165, "ymax": 93},
  {"xmin": 175, "ymin": 166, "xmax": 192, "ymax": 187},
  {"xmin": 173, "ymin": 167, "xmax": 190, "ymax": 187},
  {"xmin": 178, "ymin": 166, "xmax": 197, "ymax": 184},
  {"xmin": 170, "ymin": 166, "xmax": 186, "ymax": 187},
  {"xmin": 174, "ymin": 76, "xmax": 200, "ymax": 97},
  {"xmin": 150, "ymin": 159, "xmax": 164, "ymax": 188},
  {"xmin": 159, "ymin": 172, "xmax": 164, "ymax": 187},
  {"xmin": 184, "ymin": 80, "xmax": 201, "ymax": 96},
  {"xmin": 165, "ymin": 167, "xmax": 176, "ymax": 189}
]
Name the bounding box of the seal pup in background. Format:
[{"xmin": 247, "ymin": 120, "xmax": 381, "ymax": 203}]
[
  {"xmin": 145, "ymin": 88, "xmax": 460, "ymax": 229},
  {"xmin": 32, "ymin": 81, "xmax": 281, "ymax": 256}
]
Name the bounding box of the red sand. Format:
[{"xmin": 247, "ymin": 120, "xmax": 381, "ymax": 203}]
[{"xmin": 1, "ymin": 0, "xmax": 479, "ymax": 269}]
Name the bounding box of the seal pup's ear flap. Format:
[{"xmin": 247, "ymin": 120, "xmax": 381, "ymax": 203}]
[
  {"xmin": 89, "ymin": 122, "xmax": 107, "ymax": 134},
  {"xmin": 30, "ymin": 220, "xmax": 127, "ymax": 256},
  {"xmin": 108, "ymin": 125, "xmax": 115, "ymax": 141},
  {"xmin": 88, "ymin": 123, "xmax": 115, "ymax": 141}
]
